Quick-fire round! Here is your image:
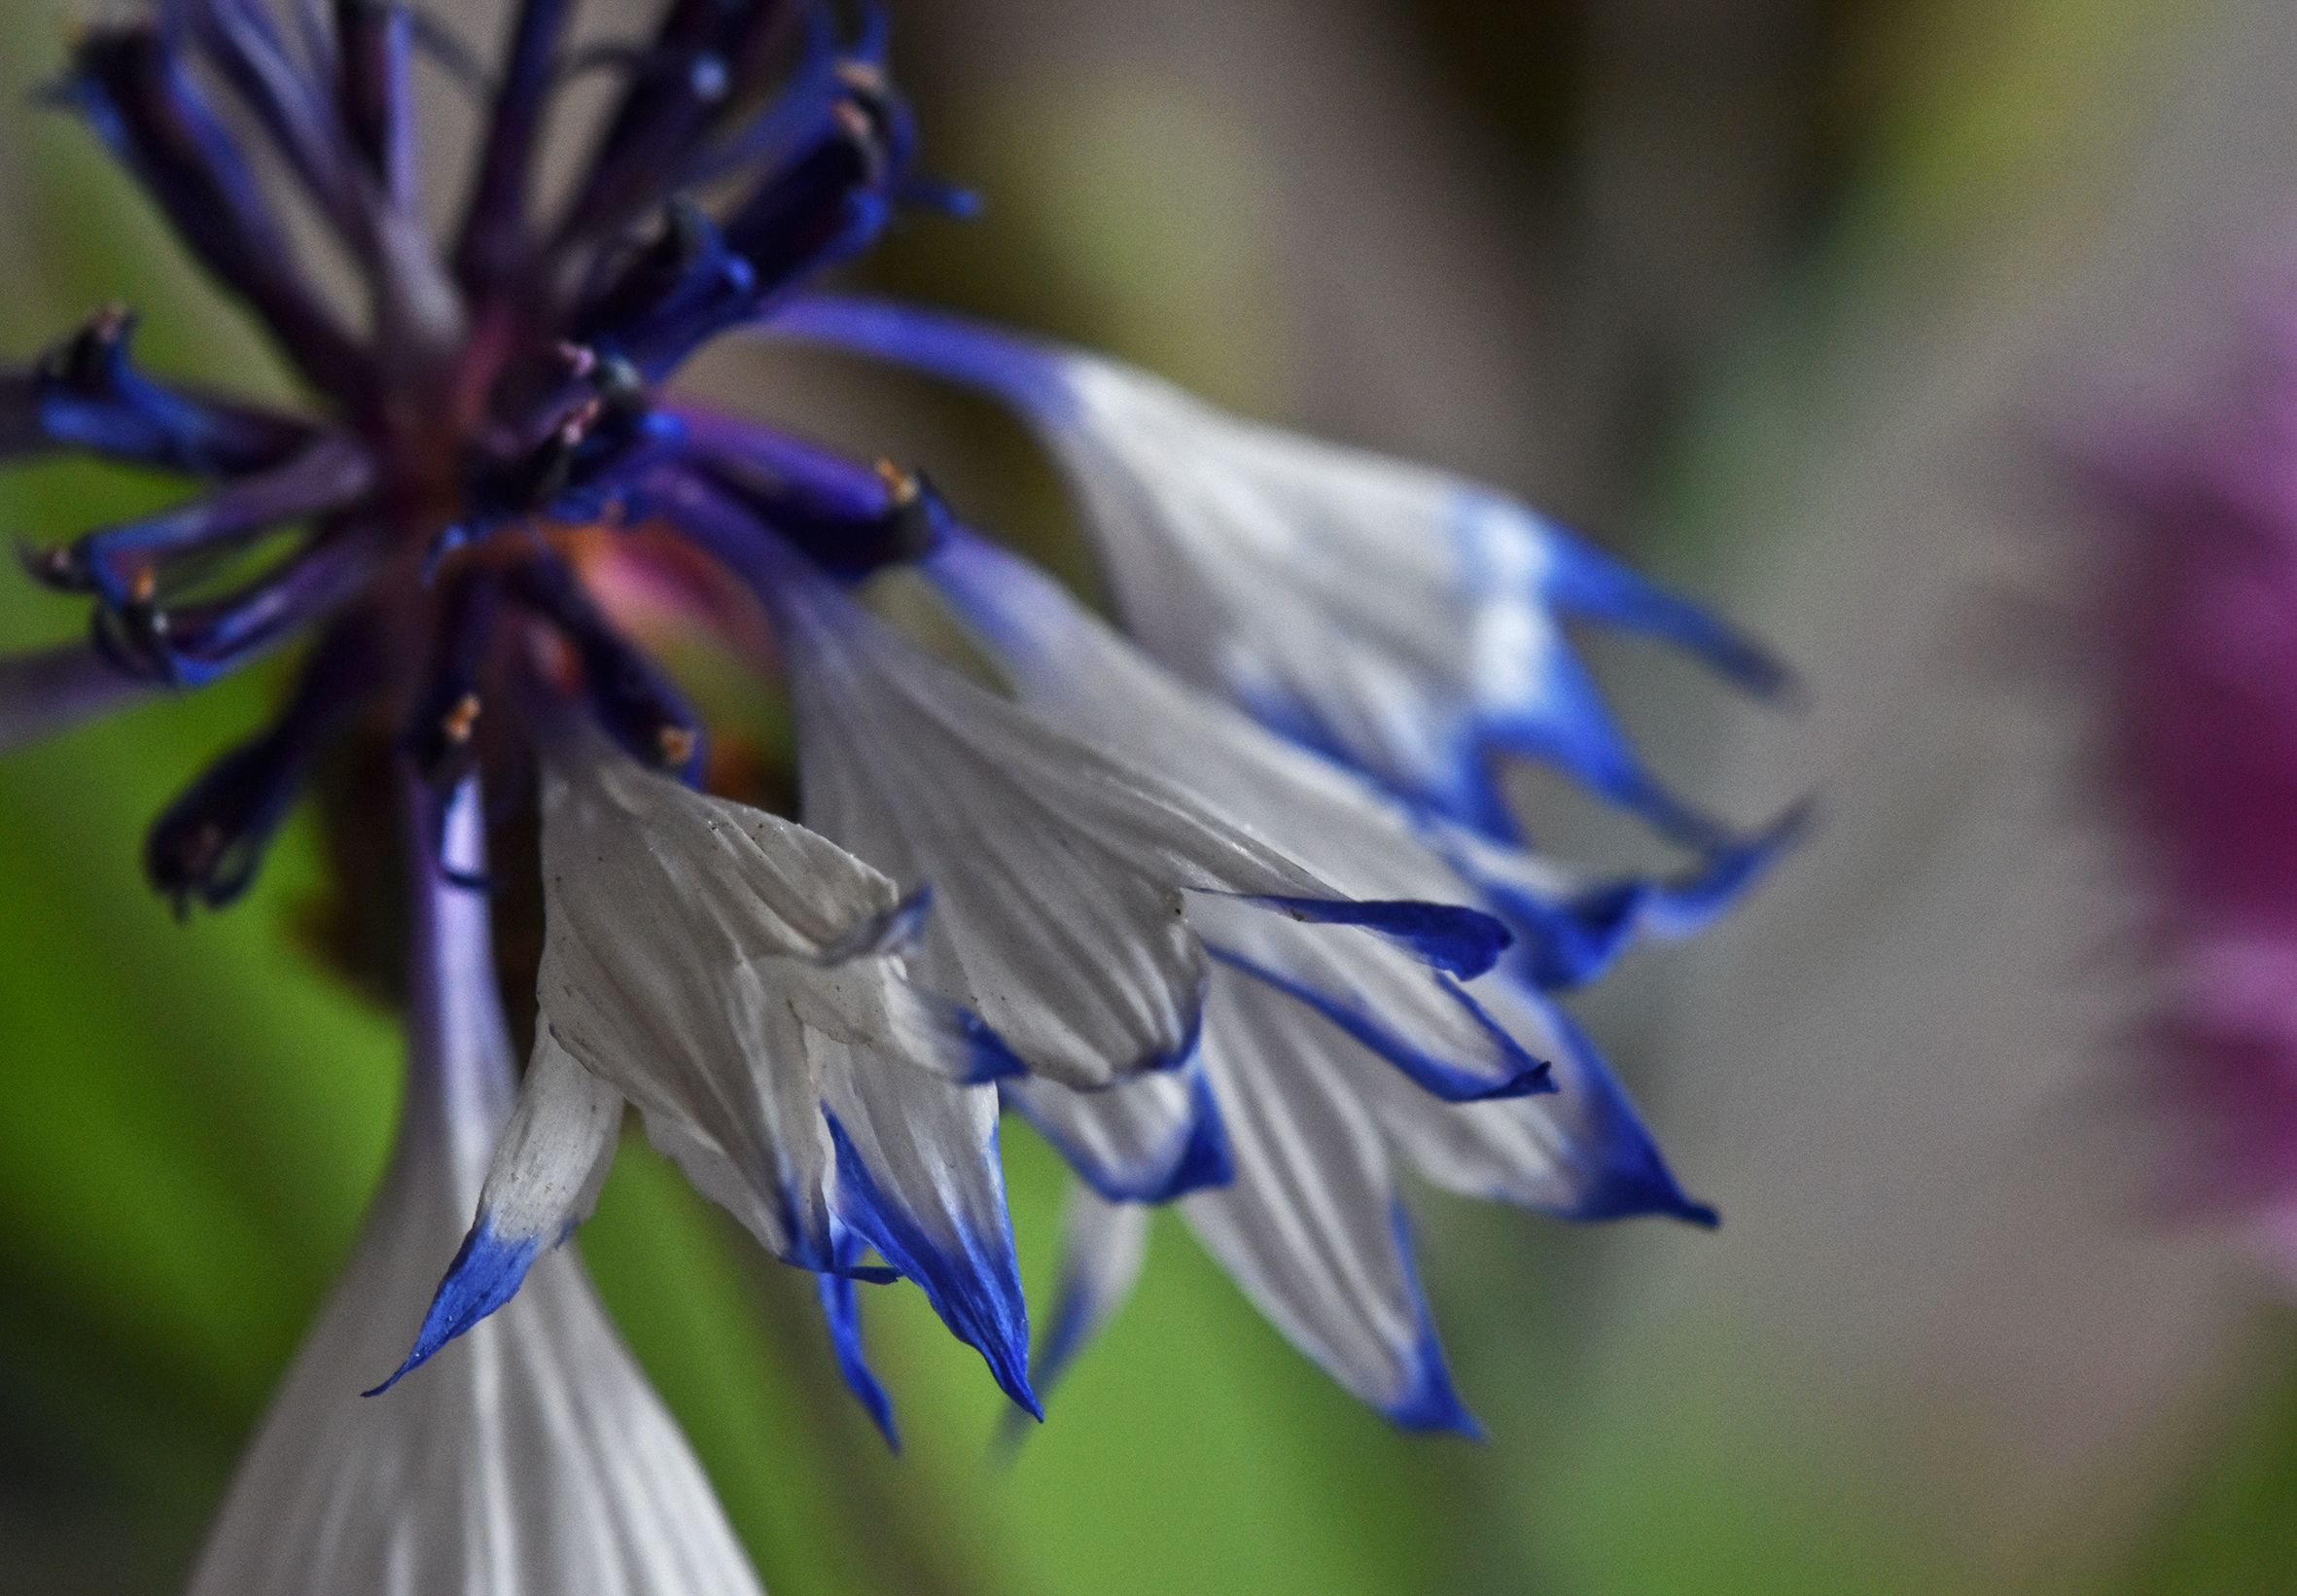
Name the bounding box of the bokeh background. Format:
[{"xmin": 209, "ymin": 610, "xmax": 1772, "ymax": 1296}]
[{"xmin": 5, "ymin": 0, "xmax": 2297, "ymax": 1590}]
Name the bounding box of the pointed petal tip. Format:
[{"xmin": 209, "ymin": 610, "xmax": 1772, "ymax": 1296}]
[
  {"xmin": 364, "ymin": 1220, "xmax": 542, "ymax": 1398},
  {"xmin": 825, "ymin": 1113, "xmax": 1038, "ymax": 1418},
  {"xmin": 1160, "ymin": 1068, "xmax": 1238, "ymax": 1195},
  {"xmin": 1383, "ymin": 1341, "xmax": 1485, "ymax": 1441},
  {"xmin": 1207, "ymin": 943, "xmax": 1548, "ymax": 1103},
  {"xmin": 1562, "ymin": 1169, "xmax": 1720, "ymax": 1228},
  {"xmin": 816, "ymin": 1260, "xmax": 903, "ymax": 1452},
  {"xmin": 1380, "ymin": 1203, "xmax": 1482, "ymax": 1439},
  {"xmin": 1245, "ymin": 894, "xmax": 1512, "ymax": 979}
]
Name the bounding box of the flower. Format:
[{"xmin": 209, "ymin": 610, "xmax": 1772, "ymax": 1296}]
[
  {"xmin": 0, "ymin": 0, "xmax": 1791, "ymax": 1540},
  {"xmin": 2090, "ymin": 309, "xmax": 2297, "ymax": 1227},
  {"xmin": 187, "ymin": 778, "xmax": 766, "ymax": 1595}
]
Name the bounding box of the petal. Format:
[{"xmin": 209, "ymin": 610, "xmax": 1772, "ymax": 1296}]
[
  {"xmin": 772, "ymin": 295, "xmax": 1773, "ymax": 842},
  {"xmin": 1435, "ymin": 803, "xmax": 1810, "ymax": 989},
  {"xmin": 817, "ymin": 1218, "xmax": 901, "ymax": 1448},
  {"xmin": 1031, "ymin": 1185, "xmax": 1151, "ymax": 1401},
  {"xmin": 1341, "ymin": 977, "xmax": 1715, "ymax": 1226},
  {"xmin": 754, "ymin": 540, "xmax": 1488, "ymax": 1088},
  {"xmin": 819, "ymin": 1041, "xmax": 1039, "ymax": 1417},
  {"xmin": 1191, "ymin": 894, "xmax": 1549, "ymax": 1103},
  {"xmin": 928, "ymin": 530, "xmax": 1482, "ymax": 904},
  {"xmin": 531, "ymin": 732, "xmax": 945, "ymax": 1270},
  {"xmin": 1181, "ymin": 962, "xmax": 1479, "ymax": 1435},
  {"xmin": 370, "ymin": 1034, "xmax": 625, "ymax": 1393},
  {"xmin": 1004, "ymin": 1063, "xmax": 1234, "ymax": 1202}
]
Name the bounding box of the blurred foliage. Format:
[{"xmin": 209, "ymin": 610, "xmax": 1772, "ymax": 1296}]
[{"xmin": 1, "ymin": 0, "xmax": 2289, "ymax": 1593}]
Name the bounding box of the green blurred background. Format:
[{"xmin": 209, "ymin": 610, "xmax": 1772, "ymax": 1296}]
[{"xmin": 5, "ymin": 0, "xmax": 2297, "ymax": 1590}]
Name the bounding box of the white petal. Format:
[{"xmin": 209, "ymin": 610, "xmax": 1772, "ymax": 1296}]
[
  {"xmin": 1338, "ymin": 975, "xmax": 1713, "ymax": 1224},
  {"xmin": 192, "ymin": 777, "xmax": 765, "ymax": 1596},
  {"xmin": 1188, "ymin": 893, "xmax": 1545, "ymax": 1102},
  {"xmin": 772, "ymin": 295, "xmax": 1780, "ymax": 841},
  {"xmin": 765, "ymin": 550, "xmax": 1456, "ymax": 1088},
  {"xmin": 1030, "ymin": 1185, "xmax": 1151, "ymax": 1400},
  {"xmin": 529, "ymin": 734, "xmax": 962, "ymax": 1268},
  {"xmin": 815, "ymin": 1036, "xmax": 1036, "ymax": 1411},
  {"xmin": 525, "ymin": 737, "xmax": 1034, "ymax": 1399},
  {"xmin": 1179, "ymin": 961, "xmax": 1477, "ymax": 1433},
  {"xmin": 482, "ymin": 1032, "xmax": 624, "ymax": 1243},
  {"xmin": 926, "ymin": 533, "xmax": 1481, "ymax": 904},
  {"xmin": 1003, "ymin": 1062, "xmax": 1232, "ymax": 1201}
]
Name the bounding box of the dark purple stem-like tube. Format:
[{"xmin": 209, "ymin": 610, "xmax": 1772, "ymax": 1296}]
[{"xmin": 453, "ymin": 0, "xmax": 575, "ymax": 296}]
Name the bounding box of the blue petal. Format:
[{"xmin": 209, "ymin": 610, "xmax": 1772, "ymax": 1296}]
[
  {"xmin": 816, "ymin": 1222, "xmax": 900, "ymax": 1449},
  {"xmin": 1207, "ymin": 945, "xmax": 1551, "ymax": 1104},
  {"xmin": 364, "ymin": 1219, "xmax": 541, "ymax": 1397},
  {"xmin": 1378, "ymin": 1204, "xmax": 1482, "ymax": 1438},
  {"xmin": 1008, "ymin": 1064, "xmax": 1235, "ymax": 1203},
  {"xmin": 826, "ymin": 1114, "xmax": 1042, "ymax": 1420},
  {"xmin": 768, "ymin": 293, "xmax": 1077, "ymax": 414},
  {"xmin": 1537, "ymin": 1000, "xmax": 1717, "ymax": 1227},
  {"xmin": 1624, "ymin": 801, "xmax": 1811, "ymax": 942},
  {"xmin": 1030, "ymin": 1272, "xmax": 1105, "ymax": 1402},
  {"xmin": 1235, "ymin": 895, "xmax": 1511, "ymax": 979},
  {"xmin": 1471, "ymin": 643, "xmax": 1729, "ymax": 850},
  {"xmin": 1537, "ymin": 526, "xmax": 1790, "ymax": 700},
  {"xmin": 1467, "ymin": 804, "xmax": 1810, "ymax": 992}
]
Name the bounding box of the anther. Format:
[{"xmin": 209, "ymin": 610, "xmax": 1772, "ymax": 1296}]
[
  {"xmin": 440, "ymin": 692, "xmax": 482, "ymax": 746},
  {"xmin": 873, "ymin": 456, "xmax": 920, "ymax": 507},
  {"xmin": 834, "ymin": 57, "xmax": 888, "ymax": 95},
  {"xmin": 655, "ymin": 724, "xmax": 696, "ymax": 768},
  {"xmin": 126, "ymin": 566, "xmax": 158, "ymax": 606},
  {"xmin": 831, "ymin": 97, "xmax": 874, "ymax": 144}
]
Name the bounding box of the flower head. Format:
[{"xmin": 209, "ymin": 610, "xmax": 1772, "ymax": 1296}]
[
  {"xmin": 0, "ymin": 0, "xmax": 1795, "ymax": 1542},
  {"xmin": 2092, "ymin": 309, "xmax": 2297, "ymax": 1224}
]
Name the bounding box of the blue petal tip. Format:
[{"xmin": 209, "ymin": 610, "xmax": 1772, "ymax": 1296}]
[{"xmin": 364, "ymin": 1221, "xmax": 541, "ymax": 1398}]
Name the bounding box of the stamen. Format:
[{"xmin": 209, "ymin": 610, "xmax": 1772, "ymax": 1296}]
[
  {"xmin": 441, "ymin": 692, "xmax": 483, "ymax": 746},
  {"xmin": 64, "ymin": 24, "xmax": 369, "ymax": 395},
  {"xmin": 145, "ymin": 618, "xmax": 380, "ymax": 915},
  {"xmin": 873, "ymin": 456, "xmax": 920, "ymax": 507},
  {"xmin": 18, "ymin": 304, "xmax": 317, "ymax": 476}
]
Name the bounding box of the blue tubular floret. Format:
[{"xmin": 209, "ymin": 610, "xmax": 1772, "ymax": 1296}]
[
  {"xmin": 18, "ymin": 305, "xmax": 317, "ymax": 476},
  {"xmin": 62, "ymin": 22, "xmax": 369, "ymax": 395},
  {"xmin": 145, "ymin": 616, "xmax": 379, "ymax": 914},
  {"xmin": 671, "ymin": 408, "xmax": 952, "ymax": 576},
  {"xmin": 30, "ymin": 435, "xmax": 375, "ymax": 607},
  {"xmin": 508, "ymin": 553, "xmax": 707, "ymax": 782}
]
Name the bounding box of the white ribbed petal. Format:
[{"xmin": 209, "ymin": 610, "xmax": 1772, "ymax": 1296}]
[
  {"xmin": 772, "ymin": 296, "xmax": 1778, "ymax": 840},
  {"xmin": 522, "ymin": 739, "xmax": 1034, "ymax": 1404},
  {"xmin": 1031, "ymin": 1185, "xmax": 1151, "ymax": 1398},
  {"xmin": 479, "ymin": 1032, "xmax": 624, "ymax": 1246},
  {"xmin": 533, "ymin": 736, "xmax": 990, "ymax": 1266},
  {"xmin": 1187, "ymin": 893, "xmax": 1541, "ymax": 1103},
  {"xmin": 1179, "ymin": 961, "xmax": 1475, "ymax": 1433},
  {"xmin": 926, "ymin": 534, "xmax": 1479, "ymax": 904},
  {"xmin": 770, "ymin": 560, "xmax": 1402, "ymax": 1089},
  {"xmin": 189, "ymin": 780, "xmax": 765, "ymax": 1596},
  {"xmin": 1003, "ymin": 1063, "xmax": 1227, "ymax": 1202},
  {"xmin": 190, "ymin": 1161, "xmax": 767, "ymax": 1596},
  {"xmin": 1346, "ymin": 976, "xmax": 1714, "ymax": 1225}
]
